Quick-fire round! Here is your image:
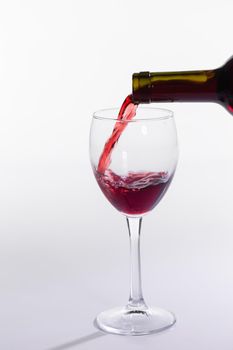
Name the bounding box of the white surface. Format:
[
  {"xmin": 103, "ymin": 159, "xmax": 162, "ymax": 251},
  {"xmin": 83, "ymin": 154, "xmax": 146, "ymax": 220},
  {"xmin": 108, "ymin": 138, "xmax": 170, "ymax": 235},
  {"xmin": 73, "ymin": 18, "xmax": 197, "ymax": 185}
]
[{"xmin": 0, "ymin": 0, "xmax": 233, "ymax": 349}]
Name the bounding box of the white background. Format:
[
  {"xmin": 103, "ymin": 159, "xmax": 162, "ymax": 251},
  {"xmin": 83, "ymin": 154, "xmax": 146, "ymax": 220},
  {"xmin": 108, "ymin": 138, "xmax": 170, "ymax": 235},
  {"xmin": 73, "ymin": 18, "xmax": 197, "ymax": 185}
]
[{"xmin": 0, "ymin": 0, "xmax": 233, "ymax": 349}]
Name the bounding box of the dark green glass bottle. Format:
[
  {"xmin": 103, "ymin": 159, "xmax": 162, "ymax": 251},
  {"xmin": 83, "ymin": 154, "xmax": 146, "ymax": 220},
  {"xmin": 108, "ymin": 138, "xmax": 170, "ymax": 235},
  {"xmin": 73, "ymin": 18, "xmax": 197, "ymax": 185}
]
[{"xmin": 132, "ymin": 57, "xmax": 233, "ymax": 114}]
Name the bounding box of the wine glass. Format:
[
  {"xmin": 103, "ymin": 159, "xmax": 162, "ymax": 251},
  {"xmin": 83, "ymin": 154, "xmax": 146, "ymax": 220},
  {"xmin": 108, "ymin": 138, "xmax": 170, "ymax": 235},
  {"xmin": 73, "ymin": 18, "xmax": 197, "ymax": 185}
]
[{"xmin": 89, "ymin": 106, "xmax": 178, "ymax": 335}]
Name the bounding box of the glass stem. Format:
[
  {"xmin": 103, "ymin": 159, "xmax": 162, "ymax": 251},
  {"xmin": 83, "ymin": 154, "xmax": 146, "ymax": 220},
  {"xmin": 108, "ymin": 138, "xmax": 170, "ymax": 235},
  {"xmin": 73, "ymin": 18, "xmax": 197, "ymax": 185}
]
[{"xmin": 127, "ymin": 216, "xmax": 147, "ymax": 309}]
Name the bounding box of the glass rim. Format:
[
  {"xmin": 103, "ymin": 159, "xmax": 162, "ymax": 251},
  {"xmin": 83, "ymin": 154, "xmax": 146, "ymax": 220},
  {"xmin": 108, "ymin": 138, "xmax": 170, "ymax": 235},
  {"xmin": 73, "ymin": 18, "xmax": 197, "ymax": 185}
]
[{"xmin": 93, "ymin": 107, "xmax": 173, "ymax": 122}]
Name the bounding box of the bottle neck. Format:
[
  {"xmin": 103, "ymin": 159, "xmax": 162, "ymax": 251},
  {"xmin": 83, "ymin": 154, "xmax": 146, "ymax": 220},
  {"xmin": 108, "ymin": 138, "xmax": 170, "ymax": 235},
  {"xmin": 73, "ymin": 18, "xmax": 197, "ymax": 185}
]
[{"xmin": 132, "ymin": 69, "xmax": 219, "ymax": 104}]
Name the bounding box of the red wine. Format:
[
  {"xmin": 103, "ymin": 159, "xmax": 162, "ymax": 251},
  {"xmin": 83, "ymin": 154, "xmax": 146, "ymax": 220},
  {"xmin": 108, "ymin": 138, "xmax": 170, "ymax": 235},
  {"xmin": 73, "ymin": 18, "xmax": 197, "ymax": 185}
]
[
  {"xmin": 95, "ymin": 169, "xmax": 171, "ymax": 215},
  {"xmin": 132, "ymin": 56, "xmax": 233, "ymax": 114},
  {"xmin": 97, "ymin": 95, "xmax": 137, "ymax": 174},
  {"xmin": 96, "ymin": 95, "xmax": 171, "ymax": 215}
]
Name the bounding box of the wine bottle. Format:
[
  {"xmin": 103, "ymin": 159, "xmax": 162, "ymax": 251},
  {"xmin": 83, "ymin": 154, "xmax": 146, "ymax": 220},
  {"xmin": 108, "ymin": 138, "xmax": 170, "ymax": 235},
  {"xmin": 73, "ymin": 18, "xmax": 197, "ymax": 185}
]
[{"xmin": 132, "ymin": 57, "xmax": 233, "ymax": 114}]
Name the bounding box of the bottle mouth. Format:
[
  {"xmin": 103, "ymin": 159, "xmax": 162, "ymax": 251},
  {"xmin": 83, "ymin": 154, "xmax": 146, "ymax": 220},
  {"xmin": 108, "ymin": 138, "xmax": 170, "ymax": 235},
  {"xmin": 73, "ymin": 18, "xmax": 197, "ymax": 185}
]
[{"xmin": 132, "ymin": 72, "xmax": 151, "ymax": 103}]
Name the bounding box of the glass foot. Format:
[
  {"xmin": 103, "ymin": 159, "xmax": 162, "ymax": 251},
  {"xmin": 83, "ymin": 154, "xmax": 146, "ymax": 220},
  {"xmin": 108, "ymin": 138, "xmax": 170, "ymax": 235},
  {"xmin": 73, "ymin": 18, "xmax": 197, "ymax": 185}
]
[{"xmin": 95, "ymin": 305, "xmax": 176, "ymax": 336}]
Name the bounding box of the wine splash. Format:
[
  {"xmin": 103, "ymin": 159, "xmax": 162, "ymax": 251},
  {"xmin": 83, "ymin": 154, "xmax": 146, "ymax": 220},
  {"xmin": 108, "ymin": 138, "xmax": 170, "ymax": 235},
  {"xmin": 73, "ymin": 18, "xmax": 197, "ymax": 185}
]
[{"xmin": 95, "ymin": 169, "xmax": 171, "ymax": 215}]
